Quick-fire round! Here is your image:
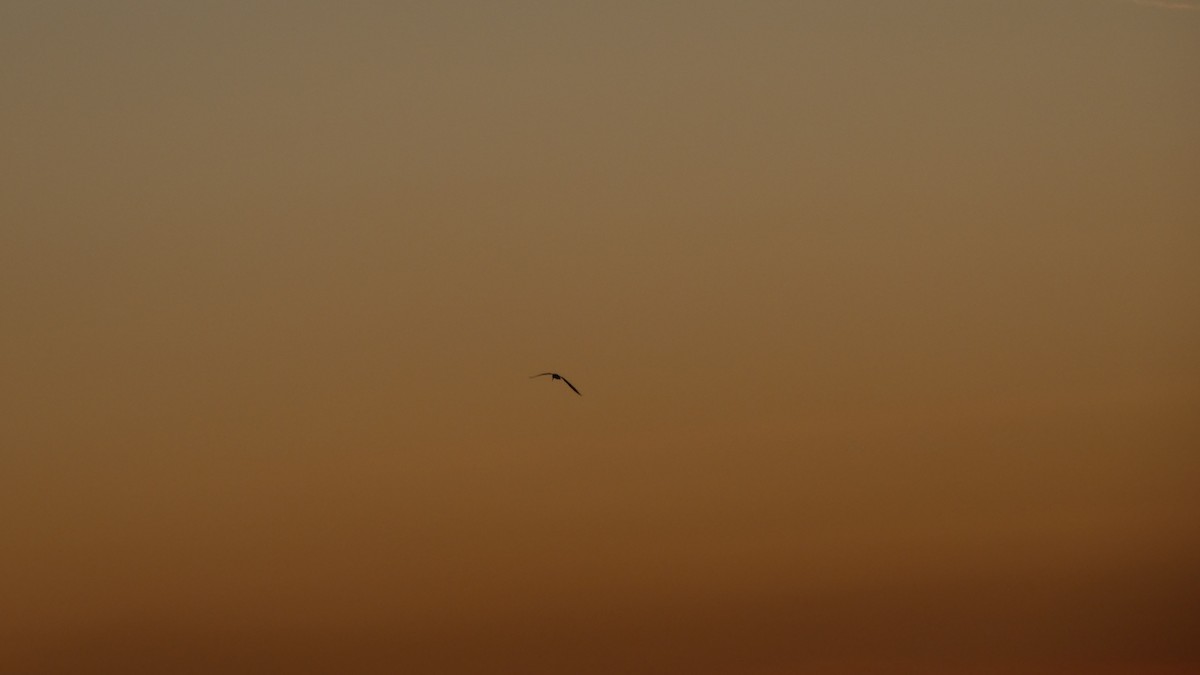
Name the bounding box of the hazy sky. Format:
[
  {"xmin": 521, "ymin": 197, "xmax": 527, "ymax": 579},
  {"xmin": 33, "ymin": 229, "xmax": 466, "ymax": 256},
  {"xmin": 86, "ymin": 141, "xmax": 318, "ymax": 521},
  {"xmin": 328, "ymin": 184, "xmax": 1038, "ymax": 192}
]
[{"xmin": 2, "ymin": 2, "xmax": 1198, "ymax": 673}]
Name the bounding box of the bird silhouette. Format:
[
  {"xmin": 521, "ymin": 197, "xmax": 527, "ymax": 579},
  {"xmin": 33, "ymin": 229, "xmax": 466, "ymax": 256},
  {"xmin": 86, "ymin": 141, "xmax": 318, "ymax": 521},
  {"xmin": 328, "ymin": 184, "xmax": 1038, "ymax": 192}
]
[{"xmin": 530, "ymin": 372, "xmax": 581, "ymax": 396}]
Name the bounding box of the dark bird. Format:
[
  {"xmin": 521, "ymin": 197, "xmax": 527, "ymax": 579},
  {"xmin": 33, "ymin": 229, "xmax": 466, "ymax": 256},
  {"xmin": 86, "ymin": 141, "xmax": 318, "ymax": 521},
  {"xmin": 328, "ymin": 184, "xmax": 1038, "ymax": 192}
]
[{"xmin": 530, "ymin": 372, "xmax": 581, "ymax": 396}]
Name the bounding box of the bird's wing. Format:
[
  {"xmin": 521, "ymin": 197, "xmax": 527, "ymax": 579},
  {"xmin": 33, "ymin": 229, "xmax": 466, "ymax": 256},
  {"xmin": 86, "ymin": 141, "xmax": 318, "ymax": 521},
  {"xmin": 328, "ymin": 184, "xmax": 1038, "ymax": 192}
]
[
  {"xmin": 561, "ymin": 377, "xmax": 581, "ymax": 396},
  {"xmin": 530, "ymin": 373, "xmax": 554, "ymax": 378}
]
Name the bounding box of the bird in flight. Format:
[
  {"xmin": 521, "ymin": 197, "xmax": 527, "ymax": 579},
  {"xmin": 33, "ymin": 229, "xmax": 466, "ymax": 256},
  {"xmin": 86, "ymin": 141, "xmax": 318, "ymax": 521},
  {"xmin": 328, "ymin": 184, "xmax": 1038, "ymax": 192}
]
[{"xmin": 530, "ymin": 372, "xmax": 581, "ymax": 396}]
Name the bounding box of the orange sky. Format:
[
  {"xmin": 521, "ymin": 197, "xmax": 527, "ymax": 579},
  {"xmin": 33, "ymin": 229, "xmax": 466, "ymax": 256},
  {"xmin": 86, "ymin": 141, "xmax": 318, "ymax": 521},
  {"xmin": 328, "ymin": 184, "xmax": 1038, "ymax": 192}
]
[{"xmin": 2, "ymin": 2, "xmax": 1198, "ymax": 673}]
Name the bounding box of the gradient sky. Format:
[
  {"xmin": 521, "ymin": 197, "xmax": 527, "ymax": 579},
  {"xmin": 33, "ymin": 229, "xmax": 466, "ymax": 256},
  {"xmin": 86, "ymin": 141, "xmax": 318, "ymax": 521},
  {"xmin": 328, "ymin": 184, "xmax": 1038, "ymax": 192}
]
[{"xmin": 2, "ymin": 1, "xmax": 1198, "ymax": 673}]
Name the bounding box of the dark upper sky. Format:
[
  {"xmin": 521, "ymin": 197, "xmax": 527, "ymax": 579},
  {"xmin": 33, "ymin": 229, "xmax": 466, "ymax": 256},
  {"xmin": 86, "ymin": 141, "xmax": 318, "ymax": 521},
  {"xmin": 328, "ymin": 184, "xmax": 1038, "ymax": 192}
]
[{"xmin": 2, "ymin": 2, "xmax": 1198, "ymax": 672}]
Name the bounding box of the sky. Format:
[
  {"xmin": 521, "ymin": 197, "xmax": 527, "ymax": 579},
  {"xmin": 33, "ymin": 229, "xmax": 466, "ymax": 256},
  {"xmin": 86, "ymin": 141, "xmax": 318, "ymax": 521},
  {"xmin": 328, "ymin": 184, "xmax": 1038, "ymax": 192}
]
[{"xmin": 2, "ymin": 1, "xmax": 1198, "ymax": 673}]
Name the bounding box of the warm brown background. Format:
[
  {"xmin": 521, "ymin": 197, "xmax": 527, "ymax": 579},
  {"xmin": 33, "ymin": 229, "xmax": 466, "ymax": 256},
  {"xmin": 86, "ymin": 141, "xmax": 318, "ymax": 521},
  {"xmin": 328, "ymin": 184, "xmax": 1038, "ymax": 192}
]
[{"xmin": 2, "ymin": 1, "xmax": 1198, "ymax": 673}]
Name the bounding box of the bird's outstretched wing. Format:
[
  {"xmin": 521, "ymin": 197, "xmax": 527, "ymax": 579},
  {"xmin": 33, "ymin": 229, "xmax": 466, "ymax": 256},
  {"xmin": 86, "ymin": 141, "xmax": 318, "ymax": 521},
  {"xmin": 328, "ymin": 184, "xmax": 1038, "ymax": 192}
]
[
  {"xmin": 560, "ymin": 377, "xmax": 581, "ymax": 396},
  {"xmin": 530, "ymin": 373, "xmax": 554, "ymax": 378}
]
